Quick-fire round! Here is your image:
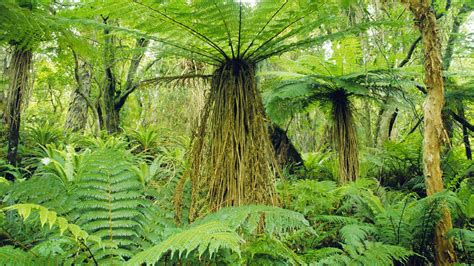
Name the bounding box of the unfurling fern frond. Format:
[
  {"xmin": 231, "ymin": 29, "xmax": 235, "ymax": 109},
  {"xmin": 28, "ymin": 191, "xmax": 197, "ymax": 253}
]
[{"xmin": 72, "ymin": 149, "xmax": 148, "ymax": 263}]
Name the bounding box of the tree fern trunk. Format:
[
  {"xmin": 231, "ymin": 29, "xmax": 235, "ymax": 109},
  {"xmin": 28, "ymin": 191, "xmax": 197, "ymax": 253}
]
[
  {"xmin": 402, "ymin": 0, "xmax": 456, "ymax": 264},
  {"xmin": 329, "ymin": 89, "xmax": 358, "ymax": 183},
  {"xmin": 5, "ymin": 46, "xmax": 32, "ymax": 175},
  {"xmin": 65, "ymin": 59, "xmax": 91, "ymax": 132},
  {"xmin": 187, "ymin": 59, "xmax": 278, "ymax": 220}
]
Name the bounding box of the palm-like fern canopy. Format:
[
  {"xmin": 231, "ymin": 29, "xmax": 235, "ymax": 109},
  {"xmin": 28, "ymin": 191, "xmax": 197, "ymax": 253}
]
[{"xmin": 81, "ymin": 0, "xmax": 384, "ymax": 65}]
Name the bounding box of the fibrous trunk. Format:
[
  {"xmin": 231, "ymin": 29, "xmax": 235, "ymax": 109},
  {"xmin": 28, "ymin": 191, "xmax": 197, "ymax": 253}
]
[
  {"xmin": 5, "ymin": 46, "xmax": 32, "ymax": 174},
  {"xmin": 188, "ymin": 59, "xmax": 278, "ymax": 220},
  {"xmin": 65, "ymin": 60, "xmax": 91, "ymax": 132},
  {"xmin": 330, "ymin": 89, "xmax": 358, "ymax": 183},
  {"xmin": 402, "ymin": 0, "xmax": 456, "ymax": 264}
]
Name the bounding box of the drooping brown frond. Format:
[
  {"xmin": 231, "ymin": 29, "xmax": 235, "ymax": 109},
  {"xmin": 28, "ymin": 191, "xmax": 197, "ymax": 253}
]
[
  {"xmin": 186, "ymin": 59, "xmax": 278, "ymax": 220},
  {"xmin": 329, "ymin": 89, "xmax": 358, "ymax": 183}
]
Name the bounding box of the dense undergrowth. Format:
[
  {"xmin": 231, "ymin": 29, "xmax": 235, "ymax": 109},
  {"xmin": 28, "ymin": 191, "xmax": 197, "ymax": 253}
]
[{"xmin": 0, "ymin": 125, "xmax": 472, "ymax": 265}]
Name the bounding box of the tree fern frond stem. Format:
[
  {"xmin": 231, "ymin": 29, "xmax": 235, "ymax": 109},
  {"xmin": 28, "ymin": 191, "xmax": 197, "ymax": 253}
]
[
  {"xmin": 139, "ymin": 74, "xmax": 212, "ymax": 87},
  {"xmin": 0, "ymin": 226, "xmax": 39, "ymax": 257},
  {"xmin": 240, "ymin": 0, "xmax": 288, "ymax": 58},
  {"xmin": 244, "ymin": 12, "xmax": 308, "ymax": 61},
  {"xmin": 246, "ymin": 3, "xmax": 326, "ymax": 61},
  {"xmin": 396, "ymin": 199, "xmax": 409, "ymax": 245},
  {"xmin": 237, "ymin": 1, "xmax": 242, "ymax": 58},
  {"xmin": 79, "ymin": 238, "xmax": 98, "ymax": 266},
  {"xmin": 213, "ymin": 1, "xmax": 235, "ymax": 58},
  {"xmin": 132, "ymin": 0, "xmax": 229, "ymax": 60}
]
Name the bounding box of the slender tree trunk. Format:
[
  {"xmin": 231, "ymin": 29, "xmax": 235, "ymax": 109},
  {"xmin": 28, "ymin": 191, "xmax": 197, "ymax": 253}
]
[
  {"xmin": 5, "ymin": 46, "xmax": 32, "ymax": 175},
  {"xmin": 402, "ymin": 1, "xmax": 456, "ymax": 264},
  {"xmin": 65, "ymin": 57, "xmax": 91, "ymax": 132}
]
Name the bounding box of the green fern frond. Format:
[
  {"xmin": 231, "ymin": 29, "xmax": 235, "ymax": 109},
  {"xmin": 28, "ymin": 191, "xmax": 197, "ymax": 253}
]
[
  {"xmin": 1, "ymin": 203, "xmax": 100, "ymax": 244},
  {"xmin": 71, "ymin": 148, "xmax": 150, "ymax": 262},
  {"xmin": 243, "ymin": 236, "xmax": 305, "ymax": 266},
  {"xmin": 0, "ymin": 245, "xmax": 60, "ymax": 266},
  {"xmin": 196, "ymin": 205, "xmax": 312, "ymax": 235},
  {"xmin": 126, "ymin": 220, "xmax": 243, "ymax": 265},
  {"xmin": 340, "ymin": 224, "xmax": 377, "ymax": 246}
]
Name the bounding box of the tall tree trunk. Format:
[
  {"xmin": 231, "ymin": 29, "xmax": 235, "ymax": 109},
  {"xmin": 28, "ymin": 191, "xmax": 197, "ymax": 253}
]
[
  {"xmin": 102, "ymin": 22, "xmax": 120, "ymax": 133},
  {"xmin": 402, "ymin": 1, "xmax": 456, "ymax": 264},
  {"xmin": 5, "ymin": 46, "xmax": 32, "ymax": 176},
  {"xmin": 441, "ymin": 5, "xmax": 470, "ymax": 151},
  {"xmin": 65, "ymin": 55, "xmax": 91, "ymax": 132}
]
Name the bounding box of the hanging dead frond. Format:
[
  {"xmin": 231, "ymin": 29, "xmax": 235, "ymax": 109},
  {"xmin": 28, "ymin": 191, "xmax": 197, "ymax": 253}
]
[
  {"xmin": 329, "ymin": 89, "xmax": 359, "ymax": 183},
  {"xmin": 187, "ymin": 59, "xmax": 279, "ymax": 220}
]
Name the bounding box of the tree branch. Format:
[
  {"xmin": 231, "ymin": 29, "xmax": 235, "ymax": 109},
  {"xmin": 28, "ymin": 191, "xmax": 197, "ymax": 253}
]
[{"xmin": 115, "ymin": 37, "xmax": 149, "ymax": 110}]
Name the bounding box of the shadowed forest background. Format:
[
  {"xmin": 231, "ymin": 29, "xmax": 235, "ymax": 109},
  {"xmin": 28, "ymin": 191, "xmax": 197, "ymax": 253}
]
[{"xmin": 0, "ymin": 0, "xmax": 473, "ymax": 265}]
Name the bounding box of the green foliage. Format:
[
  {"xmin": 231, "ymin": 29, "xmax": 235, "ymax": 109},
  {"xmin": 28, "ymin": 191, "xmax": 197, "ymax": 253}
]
[
  {"xmin": 281, "ymin": 178, "xmax": 471, "ymax": 264},
  {"xmin": 0, "ymin": 1, "xmax": 473, "ymax": 265},
  {"xmin": 128, "ymin": 205, "xmax": 311, "ymax": 265},
  {"xmin": 0, "ymin": 245, "xmax": 56, "ymax": 265},
  {"xmin": 2, "ymin": 203, "xmax": 99, "ymax": 244},
  {"xmin": 71, "ymin": 148, "xmax": 150, "ymax": 263},
  {"xmin": 127, "ymin": 220, "xmax": 243, "ymax": 265},
  {"xmin": 242, "ymin": 235, "xmax": 305, "ymax": 265}
]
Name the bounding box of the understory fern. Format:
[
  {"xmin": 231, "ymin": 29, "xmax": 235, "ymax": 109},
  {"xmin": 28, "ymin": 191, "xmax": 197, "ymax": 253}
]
[
  {"xmin": 281, "ymin": 178, "xmax": 470, "ymax": 264},
  {"xmin": 127, "ymin": 205, "xmax": 311, "ymax": 265},
  {"xmin": 71, "ymin": 149, "xmax": 149, "ymax": 263}
]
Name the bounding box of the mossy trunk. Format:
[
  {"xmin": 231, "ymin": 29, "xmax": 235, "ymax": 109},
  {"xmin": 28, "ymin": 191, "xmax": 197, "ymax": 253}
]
[
  {"xmin": 65, "ymin": 60, "xmax": 91, "ymax": 132},
  {"xmin": 102, "ymin": 19, "xmax": 120, "ymax": 134},
  {"xmin": 402, "ymin": 0, "xmax": 456, "ymax": 264},
  {"xmin": 187, "ymin": 59, "xmax": 278, "ymax": 220},
  {"xmin": 5, "ymin": 46, "xmax": 32, "ymax": 175},
  {"xmin": 330, "ymin": 89, "xmax": 359, "ymax": 183}
]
